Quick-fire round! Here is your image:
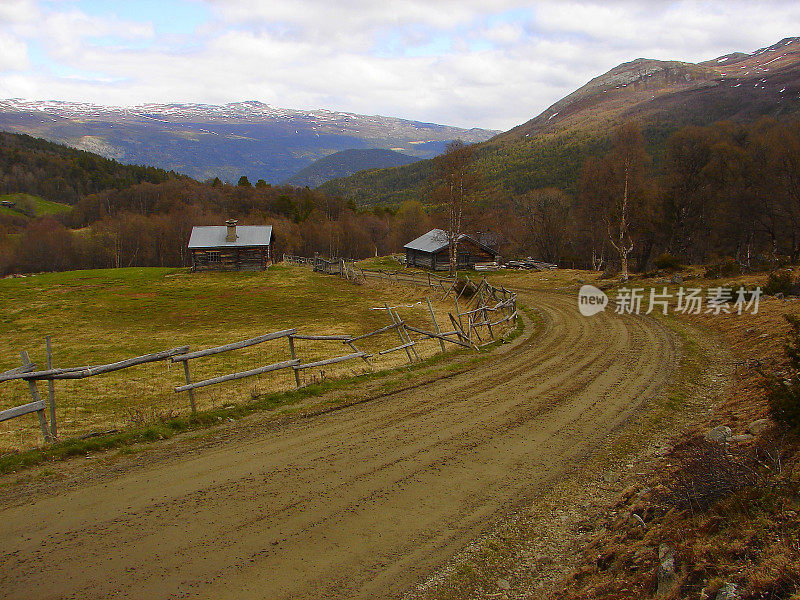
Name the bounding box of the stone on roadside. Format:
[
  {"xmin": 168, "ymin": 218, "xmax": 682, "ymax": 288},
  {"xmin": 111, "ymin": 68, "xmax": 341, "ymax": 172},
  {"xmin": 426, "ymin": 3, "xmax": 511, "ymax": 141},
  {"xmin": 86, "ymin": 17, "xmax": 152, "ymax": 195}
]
[
  {"xmin": 706, "ymin": 425, "xmax": 732, "ymax": 443},
  {"xmin": 656, "ymin": 544, "xmax": 676, "ymax": 596},
  {"xmin": 747, "ymin": 418, "xmax": 770, "ymax": 436}
]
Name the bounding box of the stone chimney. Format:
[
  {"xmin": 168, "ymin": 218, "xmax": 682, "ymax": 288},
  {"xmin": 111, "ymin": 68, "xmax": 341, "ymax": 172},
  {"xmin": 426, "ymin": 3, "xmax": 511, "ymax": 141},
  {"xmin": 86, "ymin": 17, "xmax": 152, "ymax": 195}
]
[{"xmin": 225, "ymin": 219, "xmax": 238, "ymax": 242}]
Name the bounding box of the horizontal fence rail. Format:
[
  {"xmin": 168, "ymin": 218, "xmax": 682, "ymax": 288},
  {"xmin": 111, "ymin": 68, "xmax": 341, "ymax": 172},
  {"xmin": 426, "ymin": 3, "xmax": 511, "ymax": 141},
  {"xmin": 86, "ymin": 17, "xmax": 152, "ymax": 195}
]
[
  {"xmin": 175, "ymin": 359, "xmax": 301, "ymax": 393},
  {"xmin": 4, "ymin": 347, "xmax": 189, "ymax": 382},
  {"xmin": 170, "ymin": 331, "xmax": 295, "ymax": 362},
  {"xmin": 0, "ymin": 400, "xmax": 46, "ymax": 423}
]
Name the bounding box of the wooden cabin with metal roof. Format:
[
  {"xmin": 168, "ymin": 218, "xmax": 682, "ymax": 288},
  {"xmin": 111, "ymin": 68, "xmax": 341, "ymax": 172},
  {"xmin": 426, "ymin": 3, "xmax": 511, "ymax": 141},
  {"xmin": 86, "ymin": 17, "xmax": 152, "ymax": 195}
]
[
  {"xmin": 403, "ymin": 228, "xmax": 498, "ymax": 271},
  {"xmin": 188, "ymin": 220, "xmax": 272, "ymax": 271}
]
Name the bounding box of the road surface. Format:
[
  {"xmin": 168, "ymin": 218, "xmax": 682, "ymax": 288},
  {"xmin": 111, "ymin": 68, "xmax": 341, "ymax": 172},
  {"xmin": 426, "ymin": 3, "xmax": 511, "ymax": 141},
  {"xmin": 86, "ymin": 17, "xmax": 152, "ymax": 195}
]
[{"xmin": 0, "ymin": 289, "xmax": 677, "ymax": 599}]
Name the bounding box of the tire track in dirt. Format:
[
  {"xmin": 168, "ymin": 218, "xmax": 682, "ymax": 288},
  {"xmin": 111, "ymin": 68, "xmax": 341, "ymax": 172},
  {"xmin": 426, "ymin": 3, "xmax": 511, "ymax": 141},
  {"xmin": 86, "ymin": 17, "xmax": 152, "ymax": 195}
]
[{"xmin": 0, "ymin": 290, "xmax": 678, "ymax": 600}]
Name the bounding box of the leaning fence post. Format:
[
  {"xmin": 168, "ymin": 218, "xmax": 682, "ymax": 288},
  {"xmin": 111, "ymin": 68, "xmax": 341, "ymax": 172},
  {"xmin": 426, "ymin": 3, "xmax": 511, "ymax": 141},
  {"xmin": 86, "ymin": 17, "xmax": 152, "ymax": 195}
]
[
  {"xmin": 385, "ymin": 302, "xmax": 414, "ymax": 364},
  {"xmin": 393, "ymin": 308, "xmax": 420, "ymax": 362},
  {"xmin": 20, "ymin": 350, "xmax": 51, "ymax": 443},
  {"xmin": 427, "ymin": 298, "xmax": 447, "ymax": 354},
  {"xmin": 45, "ymin": 336, "xmax": 57, "ymax": 439},
  {"xmin": 454, "ymin": 294, "xmax": 464, "ymax": 330},
  {"xmin": 181, "ymin": 359, "xmax": 197, "ymax": 415},
  {"xmin": 287, "ymin": 336, "xmax": 302, "ymax": 388},
  {"xmin": 484, "ymin": 307, "xmax": 494, "ymax": 339}
]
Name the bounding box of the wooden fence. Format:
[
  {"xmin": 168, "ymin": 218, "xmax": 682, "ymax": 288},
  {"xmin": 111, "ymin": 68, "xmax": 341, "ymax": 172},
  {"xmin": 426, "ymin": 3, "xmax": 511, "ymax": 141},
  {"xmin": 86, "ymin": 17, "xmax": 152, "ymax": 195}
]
[
  {"xmin": 2, "ymin": 268, "xmax": 516, "ymax": 446},
  {"xmin": 283, "ymin": 255, "xmax": 314, "ymax": 267},
  {"xmin": 284, "ymin": 254, "xmax": 363, "ymax": 282},
  {"xmin": 1, "ymin": 343, "xmax": 189, "ymax": 444},
  {"xmin": 360, "ymin": 269, "xmax": 456, "ymax": 291},
  {"xmin": 282, "ymin": 253, "xmax": 518, "ymax": 349}
]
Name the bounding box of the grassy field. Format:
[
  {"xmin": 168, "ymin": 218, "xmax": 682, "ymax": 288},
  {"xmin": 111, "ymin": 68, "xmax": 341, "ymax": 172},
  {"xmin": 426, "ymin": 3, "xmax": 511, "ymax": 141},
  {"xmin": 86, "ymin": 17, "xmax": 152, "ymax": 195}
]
[
  {"xmin": 356, "ymin": 255, "xmax": 407, "ymax": 270},
  {"xmin": 0, "ymin": 265, "xmax": 463, "ymax": 452},
  {"xmin": 0, "ymin": 193, "xmax": 72, "ymax": 218}
]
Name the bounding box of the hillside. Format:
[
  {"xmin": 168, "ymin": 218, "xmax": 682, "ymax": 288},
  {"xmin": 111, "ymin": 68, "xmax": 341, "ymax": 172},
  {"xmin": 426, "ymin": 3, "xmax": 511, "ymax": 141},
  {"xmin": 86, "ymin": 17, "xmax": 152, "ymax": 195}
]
[
  {"xmin": 285, "ymin": 148, "xmax": 419, "ymax": 187},
  {"xmin": 0, "ymin": 100, "xmax": 497, "ymax": 185},
  {"xmin": 0, "ymin": 131, "xmax": 181, "ymax": 205},
  {"xmin": 499, "ymin": 37, "xmax": 800, "ymax": 143},
  {"xmin": 0, "ymin": 193, "xmax": 71, "ymax": 218},
  {"xmin": 320, "ymin": 37, "xmax": 800, "ymax": 204}
]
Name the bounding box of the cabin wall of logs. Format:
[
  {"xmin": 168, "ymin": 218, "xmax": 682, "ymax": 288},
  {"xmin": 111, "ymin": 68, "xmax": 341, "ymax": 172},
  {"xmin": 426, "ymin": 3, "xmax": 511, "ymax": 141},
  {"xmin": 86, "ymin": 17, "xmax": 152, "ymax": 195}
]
[
  {"xmin": 405, "ymin": 240, "xmax": 496, "ymax": 271},
  {"xmin": 191, "ymin": 247, "xmax": 269, "ymax": 271}
]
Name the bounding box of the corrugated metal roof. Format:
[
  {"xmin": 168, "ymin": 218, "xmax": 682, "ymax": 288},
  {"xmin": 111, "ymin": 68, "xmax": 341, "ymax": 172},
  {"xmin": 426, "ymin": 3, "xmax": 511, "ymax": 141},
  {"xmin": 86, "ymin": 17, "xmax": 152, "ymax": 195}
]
[
  {"xmin": 404, "ymin": 228, "xmax": 500, "ymax": 257},
  {"xmin": 188, "ymin": 225, "xmax": 272, "ymax": 248},
  {"xmin": 403, "ymin": 229, "xmax": 450, "ymax": 252}
]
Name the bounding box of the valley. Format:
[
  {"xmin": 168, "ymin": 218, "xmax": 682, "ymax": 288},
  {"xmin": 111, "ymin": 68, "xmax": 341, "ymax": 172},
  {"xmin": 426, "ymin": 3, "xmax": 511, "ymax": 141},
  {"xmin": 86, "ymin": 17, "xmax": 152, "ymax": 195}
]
[{"xmin": 0, "ymin": 100, "xmax": 497, "ymax": 185}]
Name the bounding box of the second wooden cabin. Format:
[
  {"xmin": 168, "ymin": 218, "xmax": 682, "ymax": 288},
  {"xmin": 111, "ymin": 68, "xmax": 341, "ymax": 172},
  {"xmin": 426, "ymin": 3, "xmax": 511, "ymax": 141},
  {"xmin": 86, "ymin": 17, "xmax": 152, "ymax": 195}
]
[{"xmin": 404, "ymin": 228, "xmax": 498, "ymax": 271}]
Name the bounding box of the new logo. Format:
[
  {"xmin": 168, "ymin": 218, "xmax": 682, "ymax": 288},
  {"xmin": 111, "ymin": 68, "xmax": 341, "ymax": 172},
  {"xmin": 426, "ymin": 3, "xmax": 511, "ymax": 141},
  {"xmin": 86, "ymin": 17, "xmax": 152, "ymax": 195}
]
[{"xmin": 578, "ymin": 285, "xmax": 609, "ymax": 316}]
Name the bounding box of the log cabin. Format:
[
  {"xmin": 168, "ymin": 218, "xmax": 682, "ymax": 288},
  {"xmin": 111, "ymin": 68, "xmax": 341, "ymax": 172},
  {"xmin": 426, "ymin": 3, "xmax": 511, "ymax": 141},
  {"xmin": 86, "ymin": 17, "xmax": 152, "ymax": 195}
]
[
  {"xmin": 404, "ymin": 228, "xmax": 498, "ymax": 271},
  {"xmin": 188, "ymin": 220, "xmax": 272, "ymax": 271}
]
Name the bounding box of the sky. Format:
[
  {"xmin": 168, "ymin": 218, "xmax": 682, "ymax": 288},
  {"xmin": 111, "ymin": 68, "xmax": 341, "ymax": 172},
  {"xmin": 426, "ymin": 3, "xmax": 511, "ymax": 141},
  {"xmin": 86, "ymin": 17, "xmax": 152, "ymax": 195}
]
[{"xmin": 1, "ymin": 0, "xmax": 800, "ymax": 131}]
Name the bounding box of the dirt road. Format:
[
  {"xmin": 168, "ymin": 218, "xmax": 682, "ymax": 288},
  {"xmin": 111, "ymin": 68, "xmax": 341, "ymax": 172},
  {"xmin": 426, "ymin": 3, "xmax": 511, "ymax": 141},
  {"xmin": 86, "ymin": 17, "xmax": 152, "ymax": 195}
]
[{"xmin": 0, "ymin": 290, "xmax": 678, "ymax": 599}]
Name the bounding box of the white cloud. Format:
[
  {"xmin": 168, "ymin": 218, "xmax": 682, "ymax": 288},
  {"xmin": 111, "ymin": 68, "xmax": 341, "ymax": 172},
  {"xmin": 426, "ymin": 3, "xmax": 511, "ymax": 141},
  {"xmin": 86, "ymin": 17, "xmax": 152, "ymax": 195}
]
[
  {"xmin": 1, "ymin": 1, "xmax": 800, "ymax": 130},
  {"xmin": 0, "ymin": 33, "xmax": 29, "ymax": 71}
]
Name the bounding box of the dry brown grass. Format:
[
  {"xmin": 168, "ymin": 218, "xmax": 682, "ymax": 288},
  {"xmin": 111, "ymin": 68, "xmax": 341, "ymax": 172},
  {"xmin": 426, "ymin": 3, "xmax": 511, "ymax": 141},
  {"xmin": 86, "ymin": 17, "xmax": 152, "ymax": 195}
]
[{"xmin": 0, "ymin": 265, "xmax": 472, "ymax": 452}]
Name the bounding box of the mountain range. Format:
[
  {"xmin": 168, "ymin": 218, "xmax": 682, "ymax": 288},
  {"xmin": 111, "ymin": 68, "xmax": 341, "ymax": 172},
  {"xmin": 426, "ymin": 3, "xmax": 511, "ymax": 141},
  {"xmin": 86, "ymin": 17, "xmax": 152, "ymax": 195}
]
[
  {"xmin": 320, "ymin": 37, "xmax": 800, "ymax": 204},
  {"xmin": 2, "ymin": 37, "xmax": 799, "ymax": 206},
  {"xmin": 0, "ymin": 100, "xmax": 497, "ymax": 185}
]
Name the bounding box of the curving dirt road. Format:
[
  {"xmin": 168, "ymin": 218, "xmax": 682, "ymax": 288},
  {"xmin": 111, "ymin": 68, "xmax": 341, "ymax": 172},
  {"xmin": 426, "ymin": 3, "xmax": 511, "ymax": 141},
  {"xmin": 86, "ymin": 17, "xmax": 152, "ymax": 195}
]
[{"xmin": 0, "ymin": 289, "xmax": 678, "ymax": 599}]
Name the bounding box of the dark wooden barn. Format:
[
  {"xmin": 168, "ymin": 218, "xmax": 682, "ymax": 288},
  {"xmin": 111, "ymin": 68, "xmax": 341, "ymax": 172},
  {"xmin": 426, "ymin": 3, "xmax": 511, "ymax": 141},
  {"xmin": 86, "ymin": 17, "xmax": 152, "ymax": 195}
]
[
  {"xmin": 404, "ymin": 228, "xmax": 498, "ymax": 271},
  {"xmin": 188, "ymin": 220, "xmax": 272, "ymax": 271}
]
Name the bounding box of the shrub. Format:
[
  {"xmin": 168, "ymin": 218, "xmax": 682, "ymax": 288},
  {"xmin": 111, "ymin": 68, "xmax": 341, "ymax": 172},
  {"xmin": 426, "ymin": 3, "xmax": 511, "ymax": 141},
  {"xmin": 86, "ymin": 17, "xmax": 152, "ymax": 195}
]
[
  {"xmin": 661, "ymin": 437, "xmax": 761, "ymax": 512},
  {"xmin": 453, "ymin": 277, "xmax": 475, "ymax": 298},
  {"xmin": 760, "ymin": 315, "xmax": 800, "ymax": 430},
  {"xmin": 763, "ymin": 270, "xmax": 798, "ymax": 297},
  {"xmin": 654, "ymin": 253, "xmax": 683, "ymax": 271},
  {"xmin": 704, "ymin": 258, "xmax": 742, "ymax": 279}
]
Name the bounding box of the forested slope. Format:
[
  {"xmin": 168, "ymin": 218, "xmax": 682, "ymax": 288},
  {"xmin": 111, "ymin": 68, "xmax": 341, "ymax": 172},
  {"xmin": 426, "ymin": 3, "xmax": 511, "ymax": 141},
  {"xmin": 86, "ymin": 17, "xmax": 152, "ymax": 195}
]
[{"xmin": 0, "ymin": 132, "xmax": 182, "ymax": 205}]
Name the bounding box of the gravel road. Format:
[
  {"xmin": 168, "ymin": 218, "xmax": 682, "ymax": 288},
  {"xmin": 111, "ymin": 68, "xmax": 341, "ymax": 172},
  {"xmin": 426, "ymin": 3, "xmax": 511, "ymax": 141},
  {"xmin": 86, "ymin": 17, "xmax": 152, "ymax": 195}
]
[{"xmin": 0, "ymin": 289, "xmax": 677, "ymax": 599}]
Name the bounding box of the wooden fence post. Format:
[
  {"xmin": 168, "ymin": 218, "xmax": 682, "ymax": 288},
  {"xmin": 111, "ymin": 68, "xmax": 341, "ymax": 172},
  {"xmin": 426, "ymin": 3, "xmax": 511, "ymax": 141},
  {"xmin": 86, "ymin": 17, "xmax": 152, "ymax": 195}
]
[
  {"xmin": 454, "ymin": 294, "xmax": 464, "ymax": 330},
  {"xmin": 181, "ymin": 359, "xmax": 197, "ymax": 414},
  {"xmin": 393, "ymin": 308, "xmax": 420, "ymax": 362},
  {"xmin": 287, "ymin": 336, "xmax": 302, "ymax": 388},
  {"xmin": 20, "ymin": 351, "xmax": 51, "ymax": 443},
  {"xmin": 45, "ymin": 336, "xmax": 57, "ymax": 439},
  {"xmin": 385, "ymin": 303, "xmax": 414, "ymax": 364},
  {"xmin": 484, "ymin": 307, "xmax": 494, "ymax": 339},
  {"xmin": 427, "ymin": 298, "xmax": 447, "ymax": 353}
]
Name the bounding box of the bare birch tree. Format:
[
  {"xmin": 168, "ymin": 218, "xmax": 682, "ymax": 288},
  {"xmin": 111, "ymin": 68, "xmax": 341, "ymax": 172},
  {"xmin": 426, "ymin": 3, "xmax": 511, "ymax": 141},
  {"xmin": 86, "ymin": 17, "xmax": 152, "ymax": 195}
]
[
  {"xmin": 580, "ymin": 122, "xmax": 653, "ymax": 281},
  {"xmin": 434, "ymin": 140, "xmax": 478, "ymax": 276}
]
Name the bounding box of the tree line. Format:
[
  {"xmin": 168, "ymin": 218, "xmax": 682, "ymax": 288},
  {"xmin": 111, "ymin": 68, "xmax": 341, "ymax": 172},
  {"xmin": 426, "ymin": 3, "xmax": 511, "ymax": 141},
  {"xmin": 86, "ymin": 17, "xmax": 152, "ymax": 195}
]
[
  {"xmin": 455, "ymin": 117, "xmax": 800, "ymax": 276},
  {"xmin": 0, "ymin": 178, "xmax": 441, "ymax": 274},
  {"xmin": 2, "ymin": 117, "xmax": 800, "ymax": 276}
]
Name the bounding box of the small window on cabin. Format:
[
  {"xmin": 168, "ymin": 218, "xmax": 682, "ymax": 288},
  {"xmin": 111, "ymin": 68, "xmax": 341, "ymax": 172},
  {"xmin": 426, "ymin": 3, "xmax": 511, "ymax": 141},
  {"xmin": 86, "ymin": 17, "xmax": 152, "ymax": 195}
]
[{"xmin": 207, "ymin": 251, "xmax": 221, "ymax": 263}]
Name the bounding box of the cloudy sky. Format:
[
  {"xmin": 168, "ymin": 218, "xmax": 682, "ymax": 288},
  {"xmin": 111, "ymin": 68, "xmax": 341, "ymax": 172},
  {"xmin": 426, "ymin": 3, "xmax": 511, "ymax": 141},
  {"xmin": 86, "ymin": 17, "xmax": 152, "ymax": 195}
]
[{"xmin": 1, "ymin": 0, "xmax": 799, "ymax": 130}]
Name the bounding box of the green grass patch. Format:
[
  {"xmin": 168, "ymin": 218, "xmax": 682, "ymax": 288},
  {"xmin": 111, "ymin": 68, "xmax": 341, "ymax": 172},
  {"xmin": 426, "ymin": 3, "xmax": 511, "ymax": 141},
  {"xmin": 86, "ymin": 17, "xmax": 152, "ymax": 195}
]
[
  {"xmin": 355, "ymin": 255, "xmax": 406, "ymax": 270},
  {"xmin": 0, "ymin": 193, "xmax": 72, "ymax": 218}
]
